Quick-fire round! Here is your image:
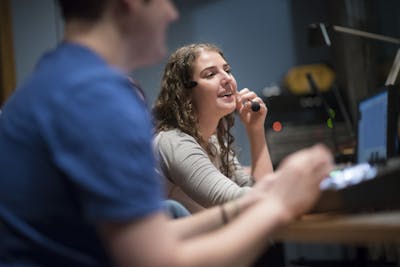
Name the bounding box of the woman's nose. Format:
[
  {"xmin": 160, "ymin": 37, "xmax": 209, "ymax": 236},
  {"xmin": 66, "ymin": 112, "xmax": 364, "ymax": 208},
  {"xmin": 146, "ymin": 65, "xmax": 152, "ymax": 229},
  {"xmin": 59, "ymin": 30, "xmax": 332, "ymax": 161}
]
[{"xmin": 220, "ymin": 72, "xmax": 233, "ymax": 83}]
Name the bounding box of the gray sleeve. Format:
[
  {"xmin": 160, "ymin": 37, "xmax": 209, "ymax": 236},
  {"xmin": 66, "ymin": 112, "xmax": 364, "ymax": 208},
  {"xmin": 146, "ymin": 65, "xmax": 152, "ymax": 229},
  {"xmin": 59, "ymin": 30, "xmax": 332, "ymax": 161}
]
[
  {"xmin": 231, "ymin": 156, "xmax": 255, "ymax": 187},
  {"xmin": 154, "ymin": 131, "xmax": 251, "ymax": 207}
]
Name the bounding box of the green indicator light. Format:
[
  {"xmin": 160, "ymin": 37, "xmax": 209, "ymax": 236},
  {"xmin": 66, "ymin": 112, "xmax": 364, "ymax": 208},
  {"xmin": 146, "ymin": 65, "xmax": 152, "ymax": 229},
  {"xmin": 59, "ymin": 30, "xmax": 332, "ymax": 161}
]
[{"xmin": 327, "ymin": 118, "xmax": 333, "ymax": 128}]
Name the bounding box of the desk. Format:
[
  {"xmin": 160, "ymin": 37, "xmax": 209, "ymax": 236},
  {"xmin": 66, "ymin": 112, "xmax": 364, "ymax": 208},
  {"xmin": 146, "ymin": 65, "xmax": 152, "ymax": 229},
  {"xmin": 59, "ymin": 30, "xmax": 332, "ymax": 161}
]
[
  {"xmin": 275, "ymin": 160, "xmax": 400, "ymax": 244},
  {"xmin": 274, "ymin": 211, "xmax": 400, "ymax": 244},
  {"xmin": 263, "ymin": 163, "xmax": 400, "ymax": 266}
]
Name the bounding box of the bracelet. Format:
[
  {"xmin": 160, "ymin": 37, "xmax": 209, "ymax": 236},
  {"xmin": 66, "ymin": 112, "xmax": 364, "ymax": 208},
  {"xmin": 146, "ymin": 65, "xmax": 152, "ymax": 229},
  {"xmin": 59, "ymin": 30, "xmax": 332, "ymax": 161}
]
[{"xmin": 220, "ymin": 205, "xmax": 228, "ymax": 225}]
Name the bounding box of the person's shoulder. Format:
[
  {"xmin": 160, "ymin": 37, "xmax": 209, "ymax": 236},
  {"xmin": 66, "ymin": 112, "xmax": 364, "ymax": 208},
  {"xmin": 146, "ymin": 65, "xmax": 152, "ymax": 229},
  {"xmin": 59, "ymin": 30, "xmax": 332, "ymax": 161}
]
[
  {"xmin": 46, "ymin": 44, "xmax": 140, "ymax": 106},
  {"xmin": 156, "ymin": 129, "xmax": 195, "ymax": 142},
  {"xmin": 155, "ymin": 129, "xmax": 208, "ymax": 163},
  {"xmin": 40, "ymin": 42, "xmax": 124, "ymax": 86},
  {"xmin": 155, "ymin": 129, "xmax": 200, "ymax": 151}
]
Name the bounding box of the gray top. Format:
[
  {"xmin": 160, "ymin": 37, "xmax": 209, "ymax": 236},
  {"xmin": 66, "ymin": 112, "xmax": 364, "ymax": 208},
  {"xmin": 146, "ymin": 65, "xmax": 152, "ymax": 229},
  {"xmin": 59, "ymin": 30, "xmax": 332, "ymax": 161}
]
[{"xmin": 154, "ymin": 129, "xmax": 253, "ymax": 213}]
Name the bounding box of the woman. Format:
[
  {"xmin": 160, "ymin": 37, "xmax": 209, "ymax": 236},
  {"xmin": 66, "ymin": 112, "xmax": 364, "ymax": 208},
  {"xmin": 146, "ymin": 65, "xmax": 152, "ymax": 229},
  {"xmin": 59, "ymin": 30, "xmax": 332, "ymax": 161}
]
[{"xmin": 153, "ymin": 43, "xmax": 273, "ymax": 213}]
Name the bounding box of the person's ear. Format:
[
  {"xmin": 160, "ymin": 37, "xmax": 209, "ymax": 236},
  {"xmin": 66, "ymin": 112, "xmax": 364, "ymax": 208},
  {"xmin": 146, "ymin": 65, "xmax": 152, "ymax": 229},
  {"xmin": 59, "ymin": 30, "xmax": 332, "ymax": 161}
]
[
  {"xmin": 113, "ymin": 0, "xmax": 145, "ymax": 22},
  {"xmin": 122, "ymin": 0, "xmax": 144, "ymax": 13}
]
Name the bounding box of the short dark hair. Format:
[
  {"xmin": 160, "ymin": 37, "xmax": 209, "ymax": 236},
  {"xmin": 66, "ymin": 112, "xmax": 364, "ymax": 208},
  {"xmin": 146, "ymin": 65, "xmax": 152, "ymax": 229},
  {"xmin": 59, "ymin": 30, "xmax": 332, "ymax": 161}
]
[{"xmin": 57, "ymin": 0, "xmax": 109, "ymax": 21}]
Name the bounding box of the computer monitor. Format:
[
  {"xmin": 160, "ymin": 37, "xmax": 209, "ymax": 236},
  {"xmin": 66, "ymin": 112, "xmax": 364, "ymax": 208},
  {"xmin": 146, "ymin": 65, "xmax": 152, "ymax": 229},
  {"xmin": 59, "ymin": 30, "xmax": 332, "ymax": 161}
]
[{"xmin": 356, "ymin": 86, "xmax": 399, "ymax": 164}]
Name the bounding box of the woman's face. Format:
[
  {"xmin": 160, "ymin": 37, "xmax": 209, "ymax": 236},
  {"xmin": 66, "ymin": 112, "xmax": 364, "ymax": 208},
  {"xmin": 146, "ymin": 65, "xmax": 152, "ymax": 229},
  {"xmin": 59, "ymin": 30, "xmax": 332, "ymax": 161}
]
[{"xmin": 190, "ymin": 49, "xmax": 238, "ymax": 119}]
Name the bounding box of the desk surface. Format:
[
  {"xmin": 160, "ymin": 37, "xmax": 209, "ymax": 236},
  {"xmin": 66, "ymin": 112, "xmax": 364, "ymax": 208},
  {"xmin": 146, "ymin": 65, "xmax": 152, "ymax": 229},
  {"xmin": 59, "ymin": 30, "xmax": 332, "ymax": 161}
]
[{"xmin": 273, "ymin": 211, "xmax": 400, "ymax": 244}]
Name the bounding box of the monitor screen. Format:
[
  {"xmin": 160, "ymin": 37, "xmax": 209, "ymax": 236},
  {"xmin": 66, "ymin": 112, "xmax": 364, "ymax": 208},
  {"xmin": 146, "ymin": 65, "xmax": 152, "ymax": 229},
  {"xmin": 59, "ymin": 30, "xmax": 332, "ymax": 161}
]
[
  {"xmin": 357, "ymin": 91, "xmax": 388, "ymax": 163},
  {"xmin": 357, "ymin": 87, "xmax": 399, "ymax": 164}
]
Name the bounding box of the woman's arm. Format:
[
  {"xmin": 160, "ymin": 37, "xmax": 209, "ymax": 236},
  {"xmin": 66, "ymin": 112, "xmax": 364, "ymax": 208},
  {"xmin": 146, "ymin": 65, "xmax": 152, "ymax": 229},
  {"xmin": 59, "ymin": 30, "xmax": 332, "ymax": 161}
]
[
  {"xmin": 236, "ymin": 88, "xmax": 273, "ymax": 181},
  {"xmin": 246, "ymin": 125, "xmax": 273, "ymax": 181}
]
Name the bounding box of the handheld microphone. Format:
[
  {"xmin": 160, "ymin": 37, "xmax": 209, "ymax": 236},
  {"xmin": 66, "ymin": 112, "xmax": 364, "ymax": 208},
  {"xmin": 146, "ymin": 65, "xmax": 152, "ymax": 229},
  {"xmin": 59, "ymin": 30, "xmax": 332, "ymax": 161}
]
[{"xmin": 248, "ymin": 100, "xmax": 261, "ymax": 112}]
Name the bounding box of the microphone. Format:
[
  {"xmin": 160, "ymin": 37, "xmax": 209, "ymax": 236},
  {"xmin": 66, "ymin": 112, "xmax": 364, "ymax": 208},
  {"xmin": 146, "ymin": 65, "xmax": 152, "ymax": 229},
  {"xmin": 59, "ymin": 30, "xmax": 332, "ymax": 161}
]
[
  {"xmin": 185, "ymin": 81, "xmax": 198, "ymax": 89},
  {"xmin": 248, "ymin": 100, "xmax": 261, "ymax": 112},
  {"xmin": 305, "ymin": 73, "xmax": 333, "ymax": 117},
  {"xmin": 305, "ymin": 72, "xmax": 354, "ymax": 138},
  {"xmin": 306, "ymin": 72, "xmax": 340, "ymax": 156}
]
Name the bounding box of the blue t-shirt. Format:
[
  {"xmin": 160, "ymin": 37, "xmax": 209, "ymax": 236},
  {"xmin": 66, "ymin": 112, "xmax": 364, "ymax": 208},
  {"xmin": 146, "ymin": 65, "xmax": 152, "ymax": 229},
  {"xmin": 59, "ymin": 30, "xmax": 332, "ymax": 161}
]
[{"xmin": 0, "ymin": 43, "xmax": 164, "ymax": 266}]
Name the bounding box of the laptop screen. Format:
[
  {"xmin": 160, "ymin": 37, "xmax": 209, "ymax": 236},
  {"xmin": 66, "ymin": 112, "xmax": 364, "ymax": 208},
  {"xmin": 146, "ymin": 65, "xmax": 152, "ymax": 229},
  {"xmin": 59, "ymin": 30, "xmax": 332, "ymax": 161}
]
[
  {"xmin": 357, "ymin": 91, "xmax": 388, "ymax": 163},
  {"xmin": 357, "ymin": 87, "xmax": 399, "ymax": 164}
]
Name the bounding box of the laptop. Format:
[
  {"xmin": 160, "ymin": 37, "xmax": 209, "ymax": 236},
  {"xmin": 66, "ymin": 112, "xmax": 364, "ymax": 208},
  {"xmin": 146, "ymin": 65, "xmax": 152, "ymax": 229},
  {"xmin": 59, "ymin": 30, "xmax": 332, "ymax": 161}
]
[{"xmin": 320, "ymin": 86, "xmax": 399, "ymax": 190}]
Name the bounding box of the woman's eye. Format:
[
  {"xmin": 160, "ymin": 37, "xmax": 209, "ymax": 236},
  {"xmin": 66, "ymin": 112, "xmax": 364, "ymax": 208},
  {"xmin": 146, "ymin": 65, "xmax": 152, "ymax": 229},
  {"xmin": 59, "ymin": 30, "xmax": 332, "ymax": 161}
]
[
  {"xmin": 225, "ymin": 69, "xmax": 232, "ymax": 74},
  {"xmin": 206, "ymin": 72, "xmax": 215, "ymax": 78}
]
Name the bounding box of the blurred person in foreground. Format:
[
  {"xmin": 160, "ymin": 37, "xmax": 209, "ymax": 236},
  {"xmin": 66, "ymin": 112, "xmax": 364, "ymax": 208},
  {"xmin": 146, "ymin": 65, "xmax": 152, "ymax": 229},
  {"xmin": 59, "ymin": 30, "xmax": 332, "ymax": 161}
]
[{"xmin": 0, "ymin": 0, "xmax": 333, "ymax": 267}]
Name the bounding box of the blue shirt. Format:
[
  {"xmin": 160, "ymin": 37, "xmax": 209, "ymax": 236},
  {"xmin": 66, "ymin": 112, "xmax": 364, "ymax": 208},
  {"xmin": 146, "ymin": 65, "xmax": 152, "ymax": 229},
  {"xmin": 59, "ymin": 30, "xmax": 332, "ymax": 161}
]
[{"xmin": 0, "ymin": 43, "xmax": 164, "ymax": 266}]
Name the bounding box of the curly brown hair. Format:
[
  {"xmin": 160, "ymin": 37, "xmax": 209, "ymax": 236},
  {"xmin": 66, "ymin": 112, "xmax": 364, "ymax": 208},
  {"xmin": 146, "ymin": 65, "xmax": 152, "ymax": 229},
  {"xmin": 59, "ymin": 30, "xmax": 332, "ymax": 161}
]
[{"xmin": 153, "ymin": 43, "xmax": 237, "ymax": 177}]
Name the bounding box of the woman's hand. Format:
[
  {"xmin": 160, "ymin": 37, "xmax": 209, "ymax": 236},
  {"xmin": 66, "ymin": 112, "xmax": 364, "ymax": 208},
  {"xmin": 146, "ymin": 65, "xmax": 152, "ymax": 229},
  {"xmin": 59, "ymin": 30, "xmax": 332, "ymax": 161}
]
[{"xmin": 236, "ymin": 88, "xmax": 267, "ymax": 131}]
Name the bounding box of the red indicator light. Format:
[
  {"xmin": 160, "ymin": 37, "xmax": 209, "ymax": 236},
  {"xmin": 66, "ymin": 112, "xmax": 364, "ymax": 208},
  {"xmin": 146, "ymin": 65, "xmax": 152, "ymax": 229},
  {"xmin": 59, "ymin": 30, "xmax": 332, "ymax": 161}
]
[{"xmin": 272, "ymin": 121, "xmax": 282, "ymax": 132}]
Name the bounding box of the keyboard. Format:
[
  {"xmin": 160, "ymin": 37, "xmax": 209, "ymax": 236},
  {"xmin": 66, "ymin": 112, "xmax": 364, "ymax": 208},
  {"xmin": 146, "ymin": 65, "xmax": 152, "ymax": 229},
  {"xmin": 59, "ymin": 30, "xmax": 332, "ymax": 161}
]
[
  {"xmin": 311, "ymin": 157, "xmax": 400, "ymax": 214},
  {"xmin": 320, "ymin": 163, "xmax": 378, "ymax": 190}
]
